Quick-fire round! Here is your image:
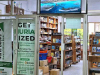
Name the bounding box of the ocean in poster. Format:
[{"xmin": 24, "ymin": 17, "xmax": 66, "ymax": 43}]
[{"xmin": 40, "ymin": 0, "xmax": 81, "ymax": 13}]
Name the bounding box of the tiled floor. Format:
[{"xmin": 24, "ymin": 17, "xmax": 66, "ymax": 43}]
[{"xmin": 63, "ymin": 60, "xmax": 83, "ymax": 75}]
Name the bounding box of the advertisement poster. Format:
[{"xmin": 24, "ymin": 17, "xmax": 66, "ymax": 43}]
[
  {"xmin": 0, "ymin": 21, "xmax": 12, "ymax": 75},
  {"xmin": 17, "ymin": 22, "xmax": 35, "ymax": 75},
  {"xmin": 40, "ymin": 0, "xmax": 81, "ymax": 13}
]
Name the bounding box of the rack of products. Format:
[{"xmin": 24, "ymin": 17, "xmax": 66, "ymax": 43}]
[
  {"xmin": 40, "ymin": 16, "xmax": 58, "ymax": 44},
  {"xmin": 89, "ymin": 34, "xmax": 95, "ymax": 53},
  {"xmin": 90, "ymin": 35, "xmax": 100, "ymax": 55},
  {"xmin": 39, "ymin": 16, "xmax": 60, "ymax": 75},
  {"xmin": 89, "ymin": 34, "xmax": 100, "ymax": 69},
  {"xmin": 64, "ymin": 35, "xmax": 81, "ymax": 69},
  {"xmin": 64, "ymin": 35, "xmax": 73, "ymax": 69},
  {"xmin": 51, "ymin": 34, "xmax": 61, "ymax": 69},
  {"xmin": 73, "ymin": 36, "xmax": 81, "ymax": 63}
]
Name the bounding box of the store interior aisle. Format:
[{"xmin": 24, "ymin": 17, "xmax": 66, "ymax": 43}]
[{"xmin": 63, "ymin": 60, "xmax": 83, "ymax": 75}]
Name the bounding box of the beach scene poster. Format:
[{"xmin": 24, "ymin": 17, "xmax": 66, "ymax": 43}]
[{"xmin": 40, "ymin": 0, "xmax": 81, "ymax": 13}]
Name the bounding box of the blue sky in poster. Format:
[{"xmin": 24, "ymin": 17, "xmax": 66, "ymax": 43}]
[{"xmin": 40, "ymin": 0, "xmax": 81, "ymax": 13}]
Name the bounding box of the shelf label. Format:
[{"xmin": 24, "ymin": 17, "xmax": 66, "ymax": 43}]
[{"xmin": 17, "ymin": 21, "xmax": 35, "ymax": 75}]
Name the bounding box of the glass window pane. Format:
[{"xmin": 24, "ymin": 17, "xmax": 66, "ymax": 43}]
[
  {"xmin": 89, "ymin": 23, "xmax": 94, "ymax": 34},
  {"xmin": 95, "ymin": 23, "xmax": 100, "ymax": 32},
  {"xmin": 14, "ymin": 0, "xmax": 37, "ymax": 15},
  {"xmin": 0, "ymin": 1, "xmax": 11, "ymax": 15}
]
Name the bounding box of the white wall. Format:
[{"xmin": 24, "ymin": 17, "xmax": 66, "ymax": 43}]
[
  {"xmin": 0, "ymin": 1, "xmax": 8, "ymax": 14},
  {"xmin": 88, "ymin": 16, "xmax": 100, "ymax": 22},
  {"xmin": 88, "ymin": 0, "xmax": 100, "ymax": 10}
]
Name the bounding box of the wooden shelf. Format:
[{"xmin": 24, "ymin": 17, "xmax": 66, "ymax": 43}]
[
  {"xmin": 41, "ymin": 27, "xmax": 57, "ymax": 30},
  {"xmin": 51, "ymin": 50, "xmax": 61, "ymax": 52},
  {"xmin": 75, "ymin": 48, "xmax": 81, "ymax": 49},
  {"xmin": 52, "ymin": 43, "xmax": 61, "ymax": 45},
  {"xmin": 92, "ymin": 44, "xmax": 100, "ymax": 46},
  {"xmin": 76, "ymin": 53, "xmax": 81, "ymax": 56},
  {"xmin": 94, "ymin": 36, "xmax": 100, "ymax": 38},
  {"xmin": 64, "ymin": 50, "xmax": 72, "ymax": 52},
  {"xmin": 41, "ymin": 21, "xmax": 47, "ymax": 23},
  {"xmin": 76, "ymin": 42, "xmax": 81, "ymax": 43},
  {"xmin": 65, "ymin": 56, "xmax": 72, "ymax": 60},
  {"xmin": 49, "ymin": 28, "xmax": 57, "ymax": 30},
  {"xmin": 40, "ymin": 43, "xmax": 51, "ymax": 45},
  {"xmin": 65, "ymin": 42, "xmax": 72, "ymax": 44},
  {"xmin": 92, "ymin": 52, "xmax": 100, "ymax": 54},
  {"xmin": 49, "ymin": 23, "xmax": 58, "ymax": 25},
  {"xmin": 40, "ymin": 33, "xmax": 52, "ymax": 35},
  {"xmin": 58, "ymin": 58, "xmax": 61, "ymax": 59},
  {"xmin": 49, "ymin": 17, "xmax": 54, "ymax": 19}
]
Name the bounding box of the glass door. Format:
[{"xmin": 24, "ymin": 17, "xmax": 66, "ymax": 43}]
[{"xmin": 13, "ymin": 16, "xmax": 38, "ymax": 75}]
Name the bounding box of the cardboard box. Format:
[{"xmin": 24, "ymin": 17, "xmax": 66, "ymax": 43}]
[
  {"xmin": 48, "ymin": 50, "xmax": 51, "ymax": 57},
  {"xmin": 39, "ymin": 69, "xmax": 43, "ymax": 75},
  {"xmin": 40, "ymin": 60, "xmax": 48, "ymax": 66},
  {"xmin": 39, "ymin": 66, "xmax": 49, "ymax": 74},
  {"xmin": 52, "ymin": 57, "xmax": 57, "ymax": 64},
  {"xmin": 50, "ymin": 69, "xmax": 60, "ymax": 75},
  {"xmin": 44, "ymin": 73, "xmax": 49, "ymax": 75},
  {"xmin": 95, "ymin": 73, "xmax": 100, "ymax": 75}
]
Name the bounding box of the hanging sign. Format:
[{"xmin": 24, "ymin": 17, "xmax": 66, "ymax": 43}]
[
  {"xmin": 0, "ymin": 22, "xmax": 12, "ymax": 75},
  {"xmin": 40, "ymin": 0, "xmax": 81, "ymax": 14},
  {"xmin": 66, "ymin": 17, "xmax": 81, "ymax": 29},
  {"xmin": 17, "ymin": 22, "xmax": 35, "ymax": 75}
]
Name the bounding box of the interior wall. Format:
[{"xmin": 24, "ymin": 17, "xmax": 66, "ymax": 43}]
[
  {"xmin": 88, "ymin": 0, "xmax": 100, "ymax": 11},
  {"xmin": 0, "ymin": 1, "xmax": 8, "ymax": 14},
  {"xmin": 88, "ymin": 16, "xmax": 100, "ymax": 22}
]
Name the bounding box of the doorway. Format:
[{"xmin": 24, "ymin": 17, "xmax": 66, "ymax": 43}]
[{"xmin": 38, "ymin": 15, "xmax": 88, "ymax": 75}]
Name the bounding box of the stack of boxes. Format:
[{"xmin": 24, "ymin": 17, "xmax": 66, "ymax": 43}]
[
  {"xmin": 39, "ymin": 58, "xmax": 60, "ymax": 75},
  {"xmin": 39, "ymin": 60, "xmax": 49, "ymax": 75}
]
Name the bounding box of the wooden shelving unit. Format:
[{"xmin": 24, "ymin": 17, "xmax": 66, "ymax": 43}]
[
  {"xmin": 89, "ymin": 35, "xmax": 100, "ymax": 55},
  {"xmin": 51, "ymin": 35, "xmax": 61, "ymax": 69},
  {"xmin": 89, "ymin": 34, "xmax": 95, "ymax": 54},
  {"xmin": 63, "ymin": 35, "xmax": 81, "ymax": 69},
  {"xmin": 89, "ymin": 34, "xmax": 100, "ymax": 71},
  {"xmin": 73, "ymin": 36, "xmax": 81, "ymax": 63},
  {"xmin": 39, "ymin": 16, "xmax": 60, "ymax": 70},
  {"xmin": 40, "ymin": 16, "xmax": 58, "ymax": 46},
  {"xmin": 63, "ymin": 35, "xmax": 74, "ymax": 69}
]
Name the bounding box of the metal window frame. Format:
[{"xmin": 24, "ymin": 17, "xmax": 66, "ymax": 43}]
[
  {"xmin": 0, "ymin": 15, "xmax": 88, "ymax": 75},
  {"xmin": 15, "ymin": 15, "xmax": 38, "ymax": 75},
  {"xmin": 61, "ymin": 14, "xmax": 88, "ymax": 75},
  {"xmin": 0, "ymin": 15, "xmax": 38, "ymax": 75}
]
